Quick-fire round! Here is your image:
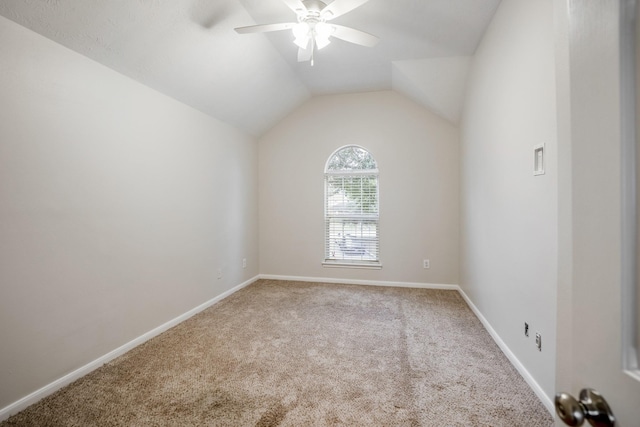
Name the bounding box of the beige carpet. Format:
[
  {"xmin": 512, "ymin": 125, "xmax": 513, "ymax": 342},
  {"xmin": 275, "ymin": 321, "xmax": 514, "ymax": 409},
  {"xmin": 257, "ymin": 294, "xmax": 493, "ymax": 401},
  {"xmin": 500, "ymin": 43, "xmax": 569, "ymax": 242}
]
[{"xmin": 2, "ymin": 280, "xmax": 553, "ymax": 426}]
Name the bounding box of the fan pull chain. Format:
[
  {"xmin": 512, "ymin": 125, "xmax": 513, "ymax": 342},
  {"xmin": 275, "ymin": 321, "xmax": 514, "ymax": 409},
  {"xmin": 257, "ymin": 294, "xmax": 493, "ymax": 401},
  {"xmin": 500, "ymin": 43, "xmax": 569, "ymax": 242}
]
[{"xmin": 311, "ymin": 37, "xmax": 315, "ymax": 66}]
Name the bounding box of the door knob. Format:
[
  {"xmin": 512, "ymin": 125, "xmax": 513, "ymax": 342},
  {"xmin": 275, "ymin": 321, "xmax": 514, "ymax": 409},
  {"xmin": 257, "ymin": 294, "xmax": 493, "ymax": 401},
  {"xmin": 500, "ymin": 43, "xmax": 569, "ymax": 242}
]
[{"xmin": 555, "ymin": 388, "xmax": 615, "ymax": 426}]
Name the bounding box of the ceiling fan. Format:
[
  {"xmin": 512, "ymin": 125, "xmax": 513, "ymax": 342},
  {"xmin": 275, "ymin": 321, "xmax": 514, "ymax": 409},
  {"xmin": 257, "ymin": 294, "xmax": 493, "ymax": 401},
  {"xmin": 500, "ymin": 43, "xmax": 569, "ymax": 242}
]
[{"xmin": 235, "ymin": 0, "xmax": 379, "ymax": 66}]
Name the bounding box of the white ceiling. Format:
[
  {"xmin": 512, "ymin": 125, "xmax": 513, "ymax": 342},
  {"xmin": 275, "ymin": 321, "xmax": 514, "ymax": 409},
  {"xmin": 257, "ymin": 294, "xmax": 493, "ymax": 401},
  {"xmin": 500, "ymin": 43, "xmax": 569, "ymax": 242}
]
[{"xmin": 0, "ymin": 0, "xmax": 500, "ymax": 135}]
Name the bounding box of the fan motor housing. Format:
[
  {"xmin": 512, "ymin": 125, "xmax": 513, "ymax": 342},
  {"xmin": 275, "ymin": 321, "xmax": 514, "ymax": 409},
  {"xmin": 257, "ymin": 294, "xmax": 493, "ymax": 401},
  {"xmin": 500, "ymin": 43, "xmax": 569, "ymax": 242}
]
[{"xmin": 301, "ymin": 0, "xmax": 329, "ymax": 15}]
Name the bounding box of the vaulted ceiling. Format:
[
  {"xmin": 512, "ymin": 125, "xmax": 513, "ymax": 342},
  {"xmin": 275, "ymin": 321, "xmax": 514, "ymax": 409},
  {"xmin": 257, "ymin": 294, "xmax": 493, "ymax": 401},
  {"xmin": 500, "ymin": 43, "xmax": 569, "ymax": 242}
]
[{"xmin": 0, "ymin": 0, "xmax": 500, "ymax": 135}]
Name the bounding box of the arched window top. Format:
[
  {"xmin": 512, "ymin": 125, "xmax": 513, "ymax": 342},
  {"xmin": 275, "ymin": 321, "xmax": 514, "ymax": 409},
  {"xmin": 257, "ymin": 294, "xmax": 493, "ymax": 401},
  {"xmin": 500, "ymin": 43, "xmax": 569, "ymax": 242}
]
[{"xmin": 325, "ymin": 145, "xmax": 378, "ymax": 172}]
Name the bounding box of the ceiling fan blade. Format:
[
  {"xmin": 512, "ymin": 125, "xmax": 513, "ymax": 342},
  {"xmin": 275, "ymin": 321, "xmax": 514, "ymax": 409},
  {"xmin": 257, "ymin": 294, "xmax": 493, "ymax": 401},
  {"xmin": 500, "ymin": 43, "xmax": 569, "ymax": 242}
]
[
  {"xmin": 235, "ymin": 23, "xmax": 295, "ymax": 34},
  {"xmin": 321, "ymin": 0, "xmax": 370, "ymax": 20},
  {"xmin": 298, "ymin": 46, "xmax": 313, "ymax": 62},
  {"xmin": 331, "ymin": 25, "xmax": 379, "ymax": 47},
  {"xmin": 280, "ymin": 0, "xmax": 307, "ymax": 14}
]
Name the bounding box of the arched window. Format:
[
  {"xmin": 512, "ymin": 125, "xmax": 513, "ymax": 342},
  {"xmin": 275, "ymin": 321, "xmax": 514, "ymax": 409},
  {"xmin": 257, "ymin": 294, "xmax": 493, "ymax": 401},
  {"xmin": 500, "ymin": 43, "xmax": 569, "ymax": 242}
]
[{"xmin": 324, "ymin": 145, "xmax": 380, "ymax": 267}]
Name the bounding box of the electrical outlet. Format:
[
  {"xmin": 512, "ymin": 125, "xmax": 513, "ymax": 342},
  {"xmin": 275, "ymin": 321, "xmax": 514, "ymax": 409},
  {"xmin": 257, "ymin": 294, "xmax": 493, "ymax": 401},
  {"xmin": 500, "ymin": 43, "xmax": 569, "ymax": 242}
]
[
  {"xmin": 535, "ymin": 333, "xmax": 542, "ymax": 351},
  {"xmin": 242, "ymin": 258, "xmax": 246, "ymax": 269},
  {"xmin": 423, "ymin": 259, "xmax": 430, "ymax": 269},
  {"xmin": 524, "ymin": 322, "xmax": 529, "ymax": 337},
  {"xmin": 217, "ymin": 268, "xmax": 222, "ymax": 279}
]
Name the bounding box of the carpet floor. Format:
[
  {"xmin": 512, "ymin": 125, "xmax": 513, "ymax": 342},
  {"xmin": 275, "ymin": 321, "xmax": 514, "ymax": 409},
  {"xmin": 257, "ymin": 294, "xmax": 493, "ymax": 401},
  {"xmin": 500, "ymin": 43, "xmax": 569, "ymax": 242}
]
[{"xmin": 2, "ymin": 280, "xmax": 553, "ymax": 426}]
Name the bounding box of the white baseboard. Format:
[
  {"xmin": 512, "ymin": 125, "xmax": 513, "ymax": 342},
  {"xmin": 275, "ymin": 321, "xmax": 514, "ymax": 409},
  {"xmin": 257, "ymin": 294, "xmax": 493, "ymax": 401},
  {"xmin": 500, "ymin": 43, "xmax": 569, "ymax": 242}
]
[
  {"xmin": 0, "ymin": 275, "xmax": 260, "ymax": 422},
  {"xmin": 258, "ymin": 274, "xmax": 459, "ymax": 290},
  {"xmin": 2, "ymin": 275, "xmax": 553, "ymax": 421},
  {"xmin": 457, "ymin": 288, "xmax": 555, "ymax": 415}
]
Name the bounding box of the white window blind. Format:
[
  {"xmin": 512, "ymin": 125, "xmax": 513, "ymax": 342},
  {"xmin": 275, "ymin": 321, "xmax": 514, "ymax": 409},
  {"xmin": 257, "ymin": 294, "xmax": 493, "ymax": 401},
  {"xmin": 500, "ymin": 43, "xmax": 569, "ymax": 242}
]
[{"xmin": 324, "ymin": 146, "xmax": 379, "ymax": 266}]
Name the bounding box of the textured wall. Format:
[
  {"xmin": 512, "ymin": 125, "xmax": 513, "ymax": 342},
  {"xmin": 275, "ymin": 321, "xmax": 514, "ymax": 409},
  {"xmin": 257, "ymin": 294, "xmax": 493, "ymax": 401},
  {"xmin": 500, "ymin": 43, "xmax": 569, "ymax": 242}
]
[
  {"xmin": 459, "ymin": 0, "xmax": 557, "ymax": 399},
  {"xmin": 0, "ymin": 15, "xmax": 258, "ymax": 410},
  {"xmin": 259, "ymin": 91, "xmax": 460, "ymax": 285}
]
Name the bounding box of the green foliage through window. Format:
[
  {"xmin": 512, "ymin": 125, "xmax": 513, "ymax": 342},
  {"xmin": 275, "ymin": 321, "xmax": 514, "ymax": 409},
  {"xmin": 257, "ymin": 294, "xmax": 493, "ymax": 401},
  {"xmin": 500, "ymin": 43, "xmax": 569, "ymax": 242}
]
[{"xmin": 327, "ymin": 146, "xmax": 377, "ymax": 171}]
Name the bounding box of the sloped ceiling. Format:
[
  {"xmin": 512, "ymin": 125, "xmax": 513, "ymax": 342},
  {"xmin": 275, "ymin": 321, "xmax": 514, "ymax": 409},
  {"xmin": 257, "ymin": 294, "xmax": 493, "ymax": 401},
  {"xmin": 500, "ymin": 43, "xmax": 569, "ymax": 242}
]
[
  {"xmin": 0, "ymin": 0, "xmax": 500, "ymax": 135},
  {"xmin": 392, "ymin": 57, "xmax": 472, "ymax": 124}
]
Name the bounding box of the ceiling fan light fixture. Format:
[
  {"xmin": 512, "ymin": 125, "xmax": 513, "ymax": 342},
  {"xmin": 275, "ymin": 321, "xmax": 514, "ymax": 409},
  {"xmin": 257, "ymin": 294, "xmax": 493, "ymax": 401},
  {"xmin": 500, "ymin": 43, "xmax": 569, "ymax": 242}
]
[
  {"xmin": 293, "ymin": 22, "xmax": 310, "ymax": 48},
  {"xmin": 315, "ymin": 35, "xmax": 330, "ymax": 49},
  {"xmin": 293, "ymin": 22, "xmax": 310, "ymax": 39},
  {"xmin": 314, "ymin": 22, "xmax": 333, "ymax": 38},
  {"xmin": 294, "ymin": 35, "xmax": 310, "ymax": 49},
  {"xmin": 314, "ymin": 22, "xmax": 333, "ymax": 49}
]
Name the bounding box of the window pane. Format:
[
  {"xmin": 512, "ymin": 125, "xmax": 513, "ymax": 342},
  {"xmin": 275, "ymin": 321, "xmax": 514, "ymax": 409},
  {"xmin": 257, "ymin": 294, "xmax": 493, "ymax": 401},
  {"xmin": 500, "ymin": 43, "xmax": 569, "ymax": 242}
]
[
  {"xmin": 326, "ymin": 219, "xmax": 378, "ymax": 262},
  {"xmin": 326, "ymin": 175, "xmax": 378, "ymax": 216},
  {"xmin": 326, "ymin": 146, "xmax": 377, "ymax": 171}
]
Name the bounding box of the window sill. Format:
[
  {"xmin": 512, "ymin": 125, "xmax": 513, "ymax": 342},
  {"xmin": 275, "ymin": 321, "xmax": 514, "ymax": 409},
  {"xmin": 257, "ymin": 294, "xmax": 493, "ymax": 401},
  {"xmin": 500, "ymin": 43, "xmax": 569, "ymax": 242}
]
[{"xmin": 322, "ymin": 261, "xmax": 382, "ymax": 270}]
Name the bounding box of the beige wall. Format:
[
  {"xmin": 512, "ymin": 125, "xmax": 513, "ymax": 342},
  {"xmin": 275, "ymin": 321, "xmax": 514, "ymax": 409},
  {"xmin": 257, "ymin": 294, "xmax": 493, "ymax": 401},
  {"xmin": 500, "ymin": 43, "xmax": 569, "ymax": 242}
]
[
  {"xmin": 0, "ymin": 0, "xmax": 562, "ymax": 415},
  {"xmin": 259, "ymin": 91, "xmax": 459, "ymax": 285},
  {"xmin": 0, "ymin": 15, "xmax": 258, "ymax": 410},
  {"xmin": 460, "ymin": 0, "xmax": 558, "ymax": 399}
]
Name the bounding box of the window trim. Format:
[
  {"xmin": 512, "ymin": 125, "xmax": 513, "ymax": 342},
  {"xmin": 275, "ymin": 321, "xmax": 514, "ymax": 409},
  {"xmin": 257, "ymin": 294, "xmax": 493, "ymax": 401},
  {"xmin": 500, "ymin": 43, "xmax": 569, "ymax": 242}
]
[
  {"xmin": 321, "ymin": 261, "xmax": 383, "ymax": 269},
  {"xmin": 323, "ymin": 145, "xmax": 380, "ymax": 268}
]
